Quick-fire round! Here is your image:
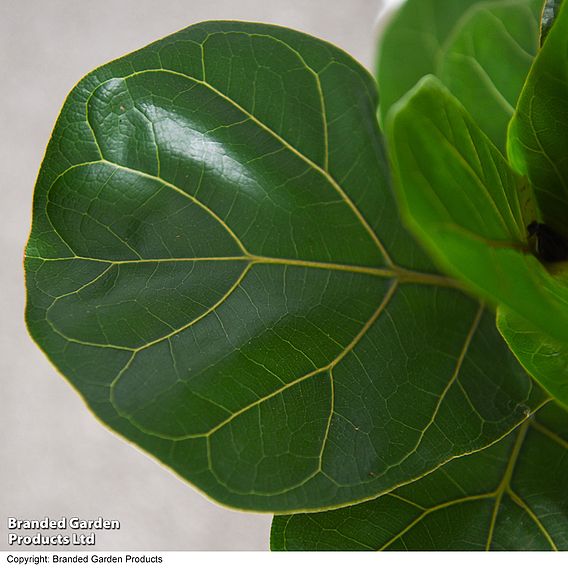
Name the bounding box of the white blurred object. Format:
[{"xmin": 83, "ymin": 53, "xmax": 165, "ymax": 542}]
[
  {"xmin": 375, "ymin": 0, "xmax": 405, "ymax": 36},
  {"xmin": 376, "ymin": 0, "xmax": 405, "ymax": 20}
]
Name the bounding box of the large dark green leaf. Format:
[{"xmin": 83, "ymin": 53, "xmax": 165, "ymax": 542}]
[
  {"xmin": 25, "ymin": 22, "xmax": 545, "ymax": 512},
  {"xmin": 387, "ymin": 76, "xmax": 568, "ymax": 404},
  {"xmin": 509, "ymin": 0, "xmax": 568, "ymax": 234},
  {"xmin": 377, "ymin": 0, "xmax": 541, "ymax": 151},
  {"xmin": 271, "ymin": 403, "xmax": 568, "ymax": 550}
]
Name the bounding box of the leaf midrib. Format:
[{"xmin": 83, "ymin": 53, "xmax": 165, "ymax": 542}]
[{"xmin": 26, "ymin": 253, "xmax": 456, "ymax": 285}]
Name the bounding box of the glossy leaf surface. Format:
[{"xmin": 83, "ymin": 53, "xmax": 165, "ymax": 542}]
[
  {"xmin": 271, "ymin": 404, "xmax": 568, "ymax": 550},
  {"xmin": 509, "ymin": 0, "xmax": 568, "ymax": 234},
  {"xmin": 25, "ymin": 22, "xmax": 544, "ymax": 511},
  {"xmin": 377, "ymin": 0, "xmax": 541, "ymax": 151},
  {"xmin": 387, "ymin": 77, "xmax": 568, "ymax": 375}
]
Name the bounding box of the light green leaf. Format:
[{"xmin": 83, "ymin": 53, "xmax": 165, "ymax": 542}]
[
  {"xmin": 387, "ymin": 77, "xmax": 568, "ymax": 365},
  {"xmin": 25, "ymin": 22, "xmax": 545, "ymax": 512},
  {"xmin": 438, "ymin": 0, "xmax": 541, "ymax": 152},
  {"xmin": 377, "ymin": 0, "xmax": 483, "ymax": 119},
  {"xmin": 379, "ymin": 0, "xmax": 568, "ymax": 409},
  {"xmin": 497, "ymin": 306, "xmax": 568, "ymax": 406},
  {"xmin": 271, "ymin": 403, "xmax": 568, "ymax": 550},
  {"xmin": 509, "ymin": 0, "xmax": 568, "ymax": 234},
  {"xmin": 377, "ymin": 0, "xmax": 541, "ymax": 151}
]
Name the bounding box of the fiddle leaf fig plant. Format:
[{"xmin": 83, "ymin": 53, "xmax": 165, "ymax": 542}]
[
  {"xmin": 25, "ymin": 0, "xmax": 567, "ymax": 552},
  {"xmin": 271, "ymin": 0, "xmax": 568, "ymax": 549}
]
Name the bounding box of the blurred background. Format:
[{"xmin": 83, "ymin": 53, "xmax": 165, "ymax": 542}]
[{"xmin": 0, "ymin": 0, "xmax": 392, "ymax": 551}]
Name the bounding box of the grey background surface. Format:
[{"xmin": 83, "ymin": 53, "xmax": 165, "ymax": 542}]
[{"xmin": 0, "ymin": 0, "xmax": 388, "ymax": 552}]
